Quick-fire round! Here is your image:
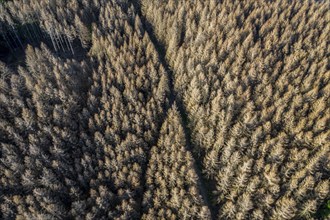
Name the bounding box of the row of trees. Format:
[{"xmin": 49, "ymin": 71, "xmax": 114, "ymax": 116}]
[
  {"xmin": 141, "ymin": 0, "xmax": 330, "ymax": 219},
  {"xmin": 1, "ymin": 0, "xmax": 175, "ymax": 219},
  {"xmin": 142, "ymin": 105, "xmax": 211, "ymax": 219},
  {"xmin": 79, "ymin": 1, "xmax": 170, "ymax": 218},
  {"xmin": 0, "ymin": 43, "xmax": 92, "ymax": 219},
  {"xmin": 0, "ymin": 0, "xmax": 94, "ymax": 54}
]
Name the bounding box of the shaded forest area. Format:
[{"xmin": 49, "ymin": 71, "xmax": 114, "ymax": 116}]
[{"xmin": 0, "ymin": 0, "xmax": 329, "ymax": 219}]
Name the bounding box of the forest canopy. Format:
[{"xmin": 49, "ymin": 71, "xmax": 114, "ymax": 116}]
[{"xmin": 0, "ymin": 0, "xmax": 329, "ymax": 219}]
